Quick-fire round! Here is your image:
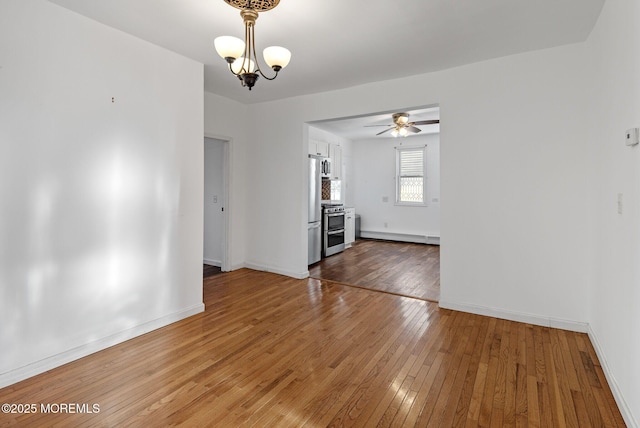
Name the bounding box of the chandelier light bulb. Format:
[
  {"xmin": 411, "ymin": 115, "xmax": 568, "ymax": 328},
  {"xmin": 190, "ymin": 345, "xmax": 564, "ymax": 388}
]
[
  {"xmin": 391, "ymin": 129, "xmax": 399, "ymax": 138},
  {"xmin": 263, "ymin": 46, "xmax": 291, "ymax": 70},
  {"xmin": 230, "ymin": 57, "xmax": 256, "ymax": 74},
  {"xmin": 214, "ymin": 36, "xmax": 245, "ymax": 61},
  {"xmin": 399, "ymin": 127, "xmax": 408, "ymax": 137}
]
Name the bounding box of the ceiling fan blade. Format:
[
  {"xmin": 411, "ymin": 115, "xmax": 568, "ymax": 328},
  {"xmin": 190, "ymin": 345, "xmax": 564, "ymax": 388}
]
[
  {"xmin": 376, "ymin": 127, "xmax": 394, "ymax": 136},
  {"xmin": 364, "ymin": 124, "xmax": 393, "ymax": 127},
  {"xmin": 412, "ymin": 119, "xmax": 440, "ymax": 126},
  {"xmin": 407, "ymin": 126, "xmax": 421, "ymax": 133}
]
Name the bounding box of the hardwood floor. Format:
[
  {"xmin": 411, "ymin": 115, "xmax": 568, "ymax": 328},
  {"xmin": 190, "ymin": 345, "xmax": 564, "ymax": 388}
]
[
  {"xmin": 0, "ymin": 269, "xmax": 624, "ymax": 427},
  {"xmin": 309, "ymin": 239, "xmax": 440, "ymax": 302}
]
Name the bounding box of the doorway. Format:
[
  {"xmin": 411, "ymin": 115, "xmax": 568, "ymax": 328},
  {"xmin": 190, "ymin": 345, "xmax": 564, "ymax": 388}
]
[
  {"xmin": 306, "ymin": 106, "xmax": 440, "ymax": 301},
  {"xmin": 204, "ymin": 137, "xmax": 230, "ymax": 272}
]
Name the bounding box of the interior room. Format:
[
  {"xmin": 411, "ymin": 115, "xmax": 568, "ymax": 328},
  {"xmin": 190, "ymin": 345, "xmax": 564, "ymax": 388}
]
[
  {"xmin": 306, "ymin": 107, "xmax": 442, "ymax": 301},
  {"xmin": 1, "ymin": 0, "xmax": 639, "ymax": 426}
]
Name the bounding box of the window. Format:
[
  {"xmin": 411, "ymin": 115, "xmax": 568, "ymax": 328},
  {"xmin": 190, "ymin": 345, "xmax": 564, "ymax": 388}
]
[{"xmin": 396, "ymin": 146, "xmax": 426, "ymax": 205}]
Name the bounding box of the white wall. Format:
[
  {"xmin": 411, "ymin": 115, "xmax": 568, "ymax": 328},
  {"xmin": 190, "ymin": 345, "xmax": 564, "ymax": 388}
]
[
  {"xmin": 245, "ymin": 42, "xmax": 591, "ymax": 326},
  {"xmin": 204, "ymin": 138, "xmax": 225, "ymax": 266},
  {"xmin": 243, "ymin": 110, "xmax": 308, "ymax": 278},
  {"xmin": 437, "ymin": 46, "xmax": 592, "ymax": 328},
  {"xmin": 0, "ymin": 0, "xmax": 204, "ymax": 386},
  {"xmin": 204, "ymin": 92, "xmax": 248, "ymax": 271},
  {"xmin": 341, "ymin": 136, "xmax": 355, "ymax": 207},
  {"xmin": 586, "ymin": 0, "xmax": 640, "ymax": 425},
  {"xmin": 351, "ymin": 133, "xmax": 440, "ymax": 240}
]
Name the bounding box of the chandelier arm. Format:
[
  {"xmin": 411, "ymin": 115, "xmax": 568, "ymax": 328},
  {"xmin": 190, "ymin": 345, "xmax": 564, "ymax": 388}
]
[
  {"xmin": 248, "ymin": 14, "xmax": 277, "ymax": 80},
  {"xmin": 249, "ymin": 19, "xmax": 268, "ymax": 77},
  {"xmin": 241, "ymin": 18, "xmax": 255, "ymax": 74},
  {"xmin": 257, "ymin": 68, "xmax": 279, "ymax": 80},
  {"xmin": 250, "ymin": 23, "xmax": 278, "ymax": 79},
  {"xmin": 227, "ymin": 62, "xmax": 241, "ymax": 77},
  {"xmin": 246, "ymin": 20, "xmax": 254, "ymax": 73}
]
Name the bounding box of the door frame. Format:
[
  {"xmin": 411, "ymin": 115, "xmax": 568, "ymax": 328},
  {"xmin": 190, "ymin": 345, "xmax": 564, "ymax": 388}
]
[{"xmin": 204, "ymin": 135, "xmax": 231, "ymax": 272}]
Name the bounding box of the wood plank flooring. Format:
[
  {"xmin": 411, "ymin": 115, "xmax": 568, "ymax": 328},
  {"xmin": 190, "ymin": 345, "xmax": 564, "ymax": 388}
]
[
  {"xmin": 0, "ymin": 269, "xmax": 624, "ymax": 427},
  {"xmin": 309, "ymin": 239, "xmax": 440, "ymax": 302}
]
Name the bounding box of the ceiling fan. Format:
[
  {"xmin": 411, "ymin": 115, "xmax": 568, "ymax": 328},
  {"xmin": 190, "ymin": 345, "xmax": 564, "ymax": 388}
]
[{"xmin": 366, "ymin": 112, "xmax": 440, "ymax": 137}]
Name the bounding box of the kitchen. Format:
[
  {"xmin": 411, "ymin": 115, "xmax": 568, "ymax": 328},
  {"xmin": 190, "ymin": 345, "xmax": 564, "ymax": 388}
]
[
  {"xmin": 306, "ymin": 108, "xmax": 441, "ymax": 281},
  {"xmin": 307, "ymin": 146, "xmax": 357, "ymax": 265}
]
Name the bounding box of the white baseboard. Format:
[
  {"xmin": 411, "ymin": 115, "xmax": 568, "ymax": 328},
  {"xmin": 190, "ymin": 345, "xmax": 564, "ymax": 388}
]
[
  {"xmin": 426, "ymin": 236, "xmax": 440, "ymax": 245},
  {"xmin": 438, "ymin": 300, "xmax": 589, "ymax": 332},
  {"xmin": 587, "ymin": 325, "xmax": 638, "ymax": 428},
  {"xmin": 361, "ymin": 230, "xmax": 440, "ymax": 245},
  {"xmin": 0, "ymin": 303, "xmax": 205, "ymax": 389},
  {"xmin": 203, "ymin": 258, "xmax": 221, "ymax": 267},
  {"xmin": 244, "ymin": 262, "xmax": 308, "ymax": 279}
]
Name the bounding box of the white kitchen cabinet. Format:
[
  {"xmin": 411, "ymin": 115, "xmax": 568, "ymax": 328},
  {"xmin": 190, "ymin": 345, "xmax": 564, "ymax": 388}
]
[
  {"xmin": 329, "ymin": 143, "xmax": 342, "ymax": 180},
  {"xmin": 309, "ymin": 139, "xmax": 329, "ymax": 157},
  {"xmin": 345, "ymin": 207, "xmax": 356, "ymax": 247}
]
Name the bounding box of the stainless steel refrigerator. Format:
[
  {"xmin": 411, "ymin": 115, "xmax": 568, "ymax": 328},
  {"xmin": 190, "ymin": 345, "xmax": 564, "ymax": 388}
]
[{"xmin": 308, "ymin": 155, "xmax": 323, "ymax": 264}]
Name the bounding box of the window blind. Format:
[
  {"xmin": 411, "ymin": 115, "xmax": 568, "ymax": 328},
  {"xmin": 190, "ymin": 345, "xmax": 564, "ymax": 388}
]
[
  {"xmin": 396, "ymin": 147, "xmax": 425, "ymax": 204},
  {"xmin": 399, "ymin": 149, "xmax": 424, "ymax": 177}
]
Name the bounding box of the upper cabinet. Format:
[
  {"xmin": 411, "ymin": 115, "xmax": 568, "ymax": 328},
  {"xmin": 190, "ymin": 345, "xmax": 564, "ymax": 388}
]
[
  {"xmin": 309, "ymin": 139, "xmax": 329, "ymax": 157},
  {"xmin": 309, "ymin": 139, "xmax": 342, "ymax": 180},
  {"xmin": 329, "ymin": 144, "xmax": 342, "ymax": 180}
]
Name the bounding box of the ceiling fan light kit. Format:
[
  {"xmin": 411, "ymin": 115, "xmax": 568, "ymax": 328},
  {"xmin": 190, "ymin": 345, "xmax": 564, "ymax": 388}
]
[
  {"xmin": 394, "ymin": 113, "xmax": 409, "ymax": 125},
  {"xmin": 214, "ymin": 0, "xmax": 291, "ymax": 90},
  {"xmin": 391, "ymin": 127, "xmax": 409, "ymax": 138}
]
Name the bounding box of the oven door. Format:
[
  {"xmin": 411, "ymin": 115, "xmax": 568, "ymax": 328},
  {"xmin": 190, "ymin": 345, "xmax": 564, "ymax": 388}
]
[
  {"xmin": 325, "ymin": 212, "xmax": 345, "ymax": 231},
  {"xmin": 324, "ymin": 229, "xmax": 345, "ymax": 257}
]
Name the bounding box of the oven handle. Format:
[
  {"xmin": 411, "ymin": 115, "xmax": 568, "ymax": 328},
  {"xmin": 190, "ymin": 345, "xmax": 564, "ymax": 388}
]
[
  {"xmin": 327, "ymin": 230, "xmax": 344, "ymax": 235},
  {"xmin": 326, "ymin": 213, "xmax": 345, "ymax": 217}
]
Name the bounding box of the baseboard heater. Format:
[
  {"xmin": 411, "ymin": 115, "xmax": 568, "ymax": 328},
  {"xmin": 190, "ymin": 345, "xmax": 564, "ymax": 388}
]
[{"xmin": 360, "ymin": 230, "xmax": 440, "ymax": 245}]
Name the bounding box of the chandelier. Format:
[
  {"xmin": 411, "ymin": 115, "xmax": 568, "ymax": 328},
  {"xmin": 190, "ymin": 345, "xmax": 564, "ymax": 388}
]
[{"xmin": 214, "ymin": 0, "xmax": 291, "ymax": 90}]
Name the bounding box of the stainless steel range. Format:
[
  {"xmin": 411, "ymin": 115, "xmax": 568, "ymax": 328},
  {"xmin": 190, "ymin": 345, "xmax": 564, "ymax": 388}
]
[{"xmin": 322, "ymin": 204, "xmax": 345, "ymax": 257}]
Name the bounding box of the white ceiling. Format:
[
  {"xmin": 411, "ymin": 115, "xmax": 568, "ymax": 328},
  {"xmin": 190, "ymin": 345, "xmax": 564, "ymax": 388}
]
[{"xmin": 48, "ymin": 0, "xmax": 604, "ymax": 106}]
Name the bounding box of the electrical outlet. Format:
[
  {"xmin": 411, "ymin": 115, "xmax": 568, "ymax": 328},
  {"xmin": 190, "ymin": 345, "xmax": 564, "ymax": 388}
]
[
  {"xmin": 213, "ymin": 195, "xmax": 218, "ymax": 203},
  {"xmin": 382, "ymin": 196, "xmax": 389, "ymax": 203}
]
